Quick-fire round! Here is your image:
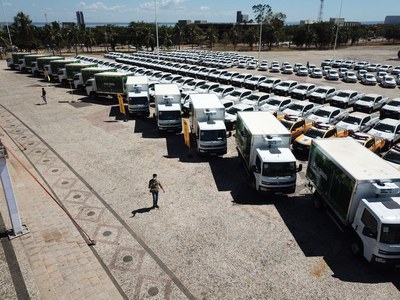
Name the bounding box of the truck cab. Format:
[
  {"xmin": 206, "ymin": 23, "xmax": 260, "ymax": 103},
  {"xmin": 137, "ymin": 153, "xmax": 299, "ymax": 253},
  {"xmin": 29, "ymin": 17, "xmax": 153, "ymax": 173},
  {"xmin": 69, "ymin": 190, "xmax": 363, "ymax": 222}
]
[
  {"xmin": 154, "ymin": 84, "xmax": 182, "ymax": 133},
  {"xmin": 127, "ymin": 84, "xmax": 150, "ymax": 117},
  {"xmin": 351, "ymin": 188, "xmax": 400, "ymax": 266},
  {"xmin": 190, "ymin": 94, "xmax": 227, "ymax": 155},
  {"xmin": 236, "ymin": 112, "xmax": 302, "ymax": 195}
]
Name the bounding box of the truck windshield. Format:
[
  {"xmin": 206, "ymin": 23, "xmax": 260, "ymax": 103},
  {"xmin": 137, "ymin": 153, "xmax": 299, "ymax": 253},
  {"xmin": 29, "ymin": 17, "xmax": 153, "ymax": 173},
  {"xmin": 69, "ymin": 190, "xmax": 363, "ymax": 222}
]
[
  {"xmin": 383, "ymin": 151, "xmax": 400, "ymax": 164},
  {"xmin": 159, "ymin": 111, "xmax": 181, "ymax": 120},
  {"xmin": 263, "ymin": 162, "xmax": 296, "ymax": 177},
  {"xmin": 373, "ymin": 123, "xmax": 395, "ymax": 133},
  {"xmin": 129, "ymin": 96, "xmax": 148, "ymax": 105},
  {"xmin": 380, "ymin": 224, "xmax": 400, "ymax": 244},
  {"xmin": 200, "ymin": 130, "xmax": 226, "ymax": 142},
  {"xmin": 305, "ymin": 128, "xmax": 324, "ymax": 138},
  {"xmin": 342, "ymin": 116, "xmax": 361, "ymax": 125}
]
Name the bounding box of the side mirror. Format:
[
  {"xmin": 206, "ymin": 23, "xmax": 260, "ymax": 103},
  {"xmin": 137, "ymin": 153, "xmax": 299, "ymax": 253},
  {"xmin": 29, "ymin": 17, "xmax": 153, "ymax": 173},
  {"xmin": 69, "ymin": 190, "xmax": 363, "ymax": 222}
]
[
  {"xmin": 296, "ymin": 164, "xmax": 303, "ymax": 172},
  {"xmin": 251, "ymin": 165, "xmax": 260, "ymax": 173}
]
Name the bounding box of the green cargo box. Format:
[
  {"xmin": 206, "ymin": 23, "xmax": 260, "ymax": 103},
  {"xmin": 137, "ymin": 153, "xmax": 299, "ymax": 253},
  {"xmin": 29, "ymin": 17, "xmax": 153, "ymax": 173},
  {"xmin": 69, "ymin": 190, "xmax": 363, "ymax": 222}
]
[
  {"xmin": 66, "ymin": 63, "xmax": 97, "ymax": 80},
  {"xmin": 11, "ymin": 52, "xmax": 31, "ymax": 64},
  {"xmin": 49, "ymin": 59, "xmax": 80, "ymax": 75},
  {"xmin": 81, "ymin": 67, "xmax": 116, "ymax": 86},
  {"xmin": 37, "ymin": 56, "xmax": 64, "ymax": 71},
  {"xmin": 23, "ymin": 54, "xmax": 51, "ymax": 68},
  {"xmin": 94, "ymin": 72, "xmax": 134, "ymax": 94}
]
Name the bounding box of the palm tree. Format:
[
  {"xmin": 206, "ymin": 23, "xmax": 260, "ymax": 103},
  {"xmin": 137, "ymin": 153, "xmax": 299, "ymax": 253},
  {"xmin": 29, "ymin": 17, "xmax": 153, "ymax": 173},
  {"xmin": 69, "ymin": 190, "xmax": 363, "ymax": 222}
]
[
  {"xmin": 185, "ymin": 24, "xmax": 202, "ymax": 49},
  {"xmin": 11, "ymin": 11, "xmax": 34, "ymax": 50},
  {"xmin": 172, "ymin": 24, "xmax": 185, "ymax": 50},
  {"xmin": 82, "ymin": 27, "xmax": 96, "ymax": 52},
  {"xmin": 244, "ymin": 27, "xmax": 258, "ymax": 50},
  {"xmin": 44, "ymin": 21, "xmax": 62, "ymax": 55}
]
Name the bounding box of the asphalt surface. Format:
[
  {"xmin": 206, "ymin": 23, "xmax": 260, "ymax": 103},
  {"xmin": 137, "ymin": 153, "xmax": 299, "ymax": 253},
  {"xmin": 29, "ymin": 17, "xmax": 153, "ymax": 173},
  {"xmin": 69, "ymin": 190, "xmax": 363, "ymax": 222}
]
[{"xmin": 0, "ymin": 45, "xmax": 399, "ymax": 299}]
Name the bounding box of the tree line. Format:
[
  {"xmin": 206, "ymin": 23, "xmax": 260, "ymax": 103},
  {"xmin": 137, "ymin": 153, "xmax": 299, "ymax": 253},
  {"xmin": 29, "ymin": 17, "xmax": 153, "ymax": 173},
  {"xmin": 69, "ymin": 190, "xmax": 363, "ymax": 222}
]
[{"xmin": 1, "ymin": 10, "xmax": 399, "ymax": 54}]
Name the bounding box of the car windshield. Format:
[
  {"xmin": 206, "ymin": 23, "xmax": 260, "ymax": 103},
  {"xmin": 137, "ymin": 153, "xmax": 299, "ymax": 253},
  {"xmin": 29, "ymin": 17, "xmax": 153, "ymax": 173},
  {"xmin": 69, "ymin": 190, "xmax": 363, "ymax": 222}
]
[
  {"xmin": 226, "ymin": 106, "xmax": 241, "ymax": 114},
  {"xmin": 262, "ymin": 162, "xmax": 296, "ymax": 177},
  {"xmin": 388, "ymin": 101, "xmax": 400, "ymax": 107},
  {"xmin": 380, "ymin": 224, "xmax": 400, "ymax": 244},
  {"xmin": 266, "ymin": 99, "xmax": 281, "ymax": 106},
  {"xmin": 286, "ymin": 104, "xmax": 303, "ymax": 112},
  {"xmin": 336, "ymin": 92, "xmax": 350, "ymax": 97},
  {"xmin": 186, "ymin": 81, "xmax": 197, "ymax": 87},
  {"xmin": 159, "ymin": 111, "xmax": 181, "ymax": 120},
  {"xmin": 213, "ymin": 87, "xmax": 224, "ymax": 93},
  {"xmin": 314, "ymin": 88, "xmax": 327, "ymax": 94},
  {"xmin": 279, "ymin": 82, "xmax": 290, "ymax": 87},
  {"xmin": 342, "ymin": 116, "xmax": 361, "ymax": 125},
  {"xmin": 305, "ymin": 128, "xmax": 324, "ymax": 138},
  {"xmin": 129, "ymin": 96, "xmax": 148, "ymax": 105},
  {"xmin": 373, "ymin": 123, "xmax": 395, "ymax": 133},
  {"xmin": 249, "ymin": 77, "xmax": 259, "ymax": 82},
  {"xmin": 236, "ymin": 75, "xmax": 245, "ymax": 79},
  {"xmin": 314, "ymin": 109, "xmax": 331, "ymax": 117},
  {"xmin": 280, "ymin": 120, "xmax": 292, "ymax": 130},
  {"xmin": 229, "ymin": 91, "xmax": 241, "ymax": 97},
  {"xmin": 359, "ymin": 96, "xmax": 374, "ymax": 102},
  {"xmin": 200, "ymin": 129, "xmax": 226, "ymax": 142},
  {"xmin": 383, "ymin": 151, "xmax": 400, "ymax": 165},
  {"xmin": 199, "ymin": 84, "xmax": 210, "ymax": 89},
  {"xmin": 296, "ymin": 85, "xmax": 307, "ymax": 90},
  {"xmin": 246, "ymin": 95, "xmax": 260, "ymax": 101}
]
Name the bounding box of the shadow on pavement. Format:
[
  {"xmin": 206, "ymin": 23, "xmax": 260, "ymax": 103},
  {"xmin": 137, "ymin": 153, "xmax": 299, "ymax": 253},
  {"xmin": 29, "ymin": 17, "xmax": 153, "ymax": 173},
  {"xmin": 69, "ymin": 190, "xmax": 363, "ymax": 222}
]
[{"xmin": 130, "ymin": 206, "xmax": 154, "ymax": 217}]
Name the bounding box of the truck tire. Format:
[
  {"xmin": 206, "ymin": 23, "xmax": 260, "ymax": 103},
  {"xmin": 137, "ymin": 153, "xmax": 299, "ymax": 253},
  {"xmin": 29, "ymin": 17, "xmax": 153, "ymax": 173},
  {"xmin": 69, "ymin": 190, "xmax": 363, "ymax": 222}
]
[
  {"xmin": 398, "ymin": 50, "xmax": 400, "ymax": 59},
  {"xmin": 312, "ymin": 192, "xmax": 324, "ymax": 211},
  {"xmin": 351, "ymin": 237, "xmax": 364, "ymax": 258}
]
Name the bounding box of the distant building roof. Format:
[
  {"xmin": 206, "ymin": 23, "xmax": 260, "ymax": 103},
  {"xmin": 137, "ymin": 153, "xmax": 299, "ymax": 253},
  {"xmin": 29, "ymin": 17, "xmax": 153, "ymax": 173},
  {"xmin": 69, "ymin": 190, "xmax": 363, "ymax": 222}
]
[{"xmin": 384, "ymin": 16, "xmax": 400, "ymax": 25}]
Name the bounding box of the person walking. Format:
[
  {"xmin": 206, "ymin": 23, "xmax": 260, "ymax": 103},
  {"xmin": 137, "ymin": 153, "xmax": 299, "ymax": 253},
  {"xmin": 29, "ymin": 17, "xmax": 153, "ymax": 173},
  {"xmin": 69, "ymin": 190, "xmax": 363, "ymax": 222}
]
[
  {"xmin": 148, "ymin": 174, "xmax": 165, "ymax": 208},
  {"xmin": 41, "ymin": 88, "xmax": 47, "ymax": 104}
]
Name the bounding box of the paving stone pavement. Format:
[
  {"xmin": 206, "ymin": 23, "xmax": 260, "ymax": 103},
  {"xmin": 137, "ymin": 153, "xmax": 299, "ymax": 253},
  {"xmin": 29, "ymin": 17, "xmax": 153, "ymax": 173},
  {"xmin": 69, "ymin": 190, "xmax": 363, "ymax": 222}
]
[{"xmin": 0, "ymin": 104, "xmax": 191, "ymax": 299}]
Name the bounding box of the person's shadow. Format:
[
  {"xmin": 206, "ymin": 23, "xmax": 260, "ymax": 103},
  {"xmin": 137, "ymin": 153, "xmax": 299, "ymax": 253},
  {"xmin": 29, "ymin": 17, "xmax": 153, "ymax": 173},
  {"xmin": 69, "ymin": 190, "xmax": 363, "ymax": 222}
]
[{"xmin": 130, "ymin": 206, "xmax": 154, "ymax": 217}]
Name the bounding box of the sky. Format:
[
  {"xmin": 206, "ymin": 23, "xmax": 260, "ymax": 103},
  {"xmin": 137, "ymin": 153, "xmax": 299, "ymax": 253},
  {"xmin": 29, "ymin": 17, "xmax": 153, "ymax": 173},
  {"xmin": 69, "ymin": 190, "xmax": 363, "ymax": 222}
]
[{"xmin": 0, "ymin": 0, "xmax": 398, "ymax": 24}]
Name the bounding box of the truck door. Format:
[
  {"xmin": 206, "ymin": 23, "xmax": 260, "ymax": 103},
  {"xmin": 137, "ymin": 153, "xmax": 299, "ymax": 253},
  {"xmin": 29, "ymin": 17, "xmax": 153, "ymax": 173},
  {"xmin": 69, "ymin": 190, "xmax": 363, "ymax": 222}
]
[
  {"xmin": 353, "ymin": 207, "xmax": 378, "ymax": 261},
  {"xmin": 253, "ymin": 155, "xmax": 263, "ymax": 190}
]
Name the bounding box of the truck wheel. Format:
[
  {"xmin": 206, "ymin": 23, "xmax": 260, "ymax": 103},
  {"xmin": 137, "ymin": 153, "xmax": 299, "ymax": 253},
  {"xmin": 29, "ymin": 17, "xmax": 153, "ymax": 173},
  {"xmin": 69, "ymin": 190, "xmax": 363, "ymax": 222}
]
[
  {"xmin": 312, "ymin": 192, "xmax": 324, "ymax": 211},
  {"xmin": 351, "ymin": 237, "xmax": 363, "ymax": 257}
]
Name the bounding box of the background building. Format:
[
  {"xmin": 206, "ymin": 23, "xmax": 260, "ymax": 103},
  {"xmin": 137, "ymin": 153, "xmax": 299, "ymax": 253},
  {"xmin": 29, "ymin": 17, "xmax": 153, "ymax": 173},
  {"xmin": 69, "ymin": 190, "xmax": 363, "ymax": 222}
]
[
  {"xmin": 76, "ymin": 11, "xmax": 85, "ymax": 26},
  {"xmin": 384, "ymin": 16, "xmax": 400, "ymax": 25},
  {"xmin": 236, "ymin": 11, "xmax": 248, "ymax": 23}
]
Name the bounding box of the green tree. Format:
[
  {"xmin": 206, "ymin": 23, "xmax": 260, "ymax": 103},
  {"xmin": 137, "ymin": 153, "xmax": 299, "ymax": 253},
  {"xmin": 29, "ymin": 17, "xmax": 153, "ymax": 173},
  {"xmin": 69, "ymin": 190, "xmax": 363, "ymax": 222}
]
[
  {"xmin": 204, "ymin": 27, "xmax": 218, "ymax": 49},
  {"xmin": 43, "ymin": 21, "xmax": 63, "ymax": 55},
  {"xmin": 185, "ymin": 24, "xmax": 202, "ymax": 49},
  {"xmin": 172, "ymin": 23, "xmax": 185, "ymax": 49},
  {"xmin": 244, "ymin": 27, "xmax": 258, "ymax": 50},
  {"xmin": 229, "ymin": 26, "xmax": 239, "ymax": 50},
  {"xmin": 11, "ymin": 12, "xmax": 34, "ymax": 50}
]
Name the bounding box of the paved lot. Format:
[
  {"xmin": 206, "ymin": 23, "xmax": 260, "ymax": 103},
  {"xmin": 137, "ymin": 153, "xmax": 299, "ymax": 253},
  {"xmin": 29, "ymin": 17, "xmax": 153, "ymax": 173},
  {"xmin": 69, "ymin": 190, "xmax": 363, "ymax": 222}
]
[{"xmin": 0, "ymin": 45, "xmax": 399, "ymax": 300}]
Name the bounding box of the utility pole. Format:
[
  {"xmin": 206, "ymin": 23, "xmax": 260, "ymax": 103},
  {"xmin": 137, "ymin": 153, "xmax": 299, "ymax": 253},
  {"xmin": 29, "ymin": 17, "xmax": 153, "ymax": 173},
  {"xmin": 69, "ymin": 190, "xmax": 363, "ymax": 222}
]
[
  {"xmin": 257, "ymin": 0, "xmax": 265, "ymax": 62},
  {"xmin": 333, "ymin": 0, "xmax": 344, "ymax": 50},
  {"xmin": 154, "ymin": 0, "xmax": 160, "ymax": 61},
  {"xmin": 1, "ymin": 0, "xmax": 13, "ymax": 48}
]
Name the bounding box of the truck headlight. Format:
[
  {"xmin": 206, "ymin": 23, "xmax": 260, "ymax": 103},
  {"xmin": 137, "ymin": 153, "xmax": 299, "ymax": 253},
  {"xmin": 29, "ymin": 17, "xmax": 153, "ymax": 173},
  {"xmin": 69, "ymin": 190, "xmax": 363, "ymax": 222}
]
[{"xmin": 374, "ymin": 257, "xmax": 386, "ymax": 264}]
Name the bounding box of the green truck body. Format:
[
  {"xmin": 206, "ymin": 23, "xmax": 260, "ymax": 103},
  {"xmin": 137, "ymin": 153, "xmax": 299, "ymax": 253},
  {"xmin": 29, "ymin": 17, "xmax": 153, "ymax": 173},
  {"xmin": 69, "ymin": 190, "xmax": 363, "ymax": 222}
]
[
  {"xmin": 10, "ymin": 52, "xmax": 31, "ymax": 68},
  {"xmin": 65, "ymin": 63, "xmax": 97, "ymax": 80},
  {"xmin": 81, "ymin": 67, "xmax": 117, "ymax": 85},
  {"xmin": 23, "ymin": 54, "xmax": 50, "ymax": 70},
  {"xmin": 49, "ymin": 59, "xmax": 80, "ymax": 75},
  {"xmin": 37, "ymin": 56, "xmax": 64, "ymax": 71},
  {"xmin": 94, "ymin": 72, "xmax": 134, "ymax": 95}
]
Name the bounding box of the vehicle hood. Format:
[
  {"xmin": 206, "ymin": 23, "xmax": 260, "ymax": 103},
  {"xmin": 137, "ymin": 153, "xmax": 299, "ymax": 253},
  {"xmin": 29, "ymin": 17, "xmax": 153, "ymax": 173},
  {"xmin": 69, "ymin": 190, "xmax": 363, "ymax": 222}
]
[
  {"xmin": 308, "ymin": 115, "xmax": 328, "ymax": 123},
  {"xmin": 295, "ymin": 135, "xmax": 313, "ymax": 146},
  {"xmin": 368, "ymin": 129, "xmax": 394, "ymax": 140}
]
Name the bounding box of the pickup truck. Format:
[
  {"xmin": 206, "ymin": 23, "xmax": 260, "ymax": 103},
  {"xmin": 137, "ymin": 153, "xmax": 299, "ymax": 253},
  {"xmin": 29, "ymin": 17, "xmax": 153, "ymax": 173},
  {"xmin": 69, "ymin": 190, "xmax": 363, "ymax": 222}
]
[
  {"xmin": 330, "ymin": 90, "xmax": 363, "ymax": 108},
  {"xmin": 380, "ymin": 98, "xmax": 400, "ymax": 120},
  {"xmin": 293, "ymin": 123, "xmax": 349, "ymax": 154},
  {"xmin": 353, "ymin": 94, "xmax": 389, "ymax": 114},
  {"xmin": 348, "ymin": 132, "xmax": 387, "ymax": 154},
  {"xmin": 279, "ymin": 115, "xmax": 315, "ymax": 139},
  {"xmin": 336, "ymin": 112, "xmax": 379, "ymax": 133}
]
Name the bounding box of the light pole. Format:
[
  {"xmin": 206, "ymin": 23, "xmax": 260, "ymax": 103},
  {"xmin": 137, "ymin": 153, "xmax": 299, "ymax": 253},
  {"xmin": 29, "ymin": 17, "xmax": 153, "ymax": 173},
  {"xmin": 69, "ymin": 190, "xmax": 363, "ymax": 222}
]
[
  {"xmin": 257, "ymin": 0, "xmax": 264, "ymax": 61},
  {"xmin": 154, "ymin": 0, "xmax": 160, "ymax": 61},
  {"xmin": 333, "ymin": 0, "xmax": 344, "ymax": 50},
  {"xmin": 1, "ymin": 0, "xmax": 13, "ymax": 48}
]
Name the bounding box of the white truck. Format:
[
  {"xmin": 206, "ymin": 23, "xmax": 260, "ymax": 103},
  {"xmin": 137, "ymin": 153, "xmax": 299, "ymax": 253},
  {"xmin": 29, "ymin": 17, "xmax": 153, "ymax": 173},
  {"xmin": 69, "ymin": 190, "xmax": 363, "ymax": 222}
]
[
  {"xmin": 126, "ymin": 76, "xmax": 150, "ymax": 117},
  {"xmin": 154, "ymin": 84, "xmax": 182, "ymax": 133},
  {"xmin": 307, "ymin": 138, "xmax": 400, "ymax": 267},
  {"xmin": 190, "ymin": 94, "xmax": 227, "ymax": 155},
  {"xmin": 236, "ymin": 111, "xmax": 302, "ymax": 194}
]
